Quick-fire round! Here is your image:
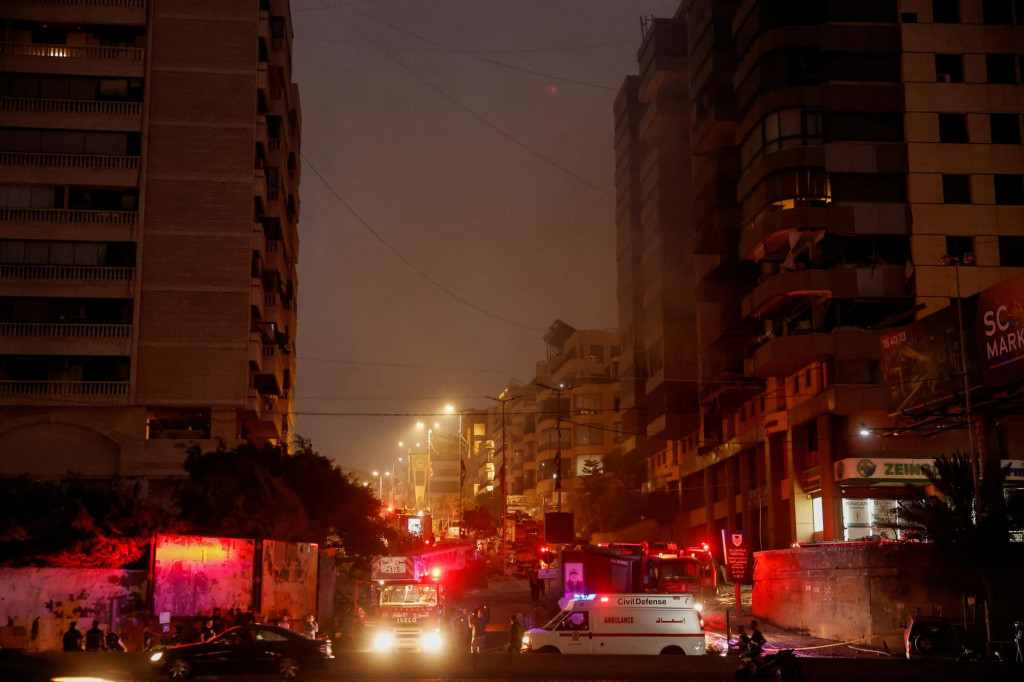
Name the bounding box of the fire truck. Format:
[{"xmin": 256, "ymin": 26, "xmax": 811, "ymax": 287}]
[
  {"xmin": 356, "ymin": 541, "xmax": 477, "ymax": 653},
  {"xmin": 564, "ymin": 542, "xmax": 711, "ymax": 604}
]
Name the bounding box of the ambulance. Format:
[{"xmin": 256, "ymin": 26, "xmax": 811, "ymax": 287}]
[{"xmin": 521, "ymin": 593, "xmax": 706, "ymax": 655}]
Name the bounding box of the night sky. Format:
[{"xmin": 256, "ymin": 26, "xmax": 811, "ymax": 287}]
[{"xmin": 290, "ymin": 0, "xmax": 680, "ymax": 473}]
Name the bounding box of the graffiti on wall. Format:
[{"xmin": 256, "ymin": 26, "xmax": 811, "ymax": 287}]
[
  {"xmin": 261, "ymin": 540, "xmax": 318, "ymax": 623},
  {"xmin": 0, "ymin": 568, "xmax": 146, "ymax": 652},
  {"xmin": 153, "ymin": 534, "xmax": 254, "ymax": 617}
]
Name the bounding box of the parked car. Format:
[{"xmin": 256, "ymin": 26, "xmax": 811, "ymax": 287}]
[
  {"xmin": 904, "ymin": 616, "xmax": 957, "ymax": 659},
  {"xmin": 149, "ymin": 624, "xmax": 332, "ymax": 680}
]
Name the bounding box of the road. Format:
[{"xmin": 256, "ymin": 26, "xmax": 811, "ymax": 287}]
[{"xmin": 3, "ymin": 575, "xmax": 1019, "ymax": 681}]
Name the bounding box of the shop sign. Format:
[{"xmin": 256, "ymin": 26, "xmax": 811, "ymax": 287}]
[{"xmin": 836, "ymin": 458, "xmax": 1024, "ymax": 483}]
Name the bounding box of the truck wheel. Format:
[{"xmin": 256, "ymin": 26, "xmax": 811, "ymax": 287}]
[
  {"xmin": 537, "ymin": 646, "xmax": 561, "ymax": 654},
  {"xmin": 660, "ymin": 646, "xmax": 685, "ymax": 655}
]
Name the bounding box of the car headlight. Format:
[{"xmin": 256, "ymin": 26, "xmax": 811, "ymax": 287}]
[
  {"xmin": 373, "ymin": 631, "xmax": 395, "ymax": 652},
  {"xmin": 694, "ymin": 602, "xmax": 703, "ymax": 612},
  {"xmin": 149, "ymin": 652, "xmax": 164, "ymax": 662},
  {"xmin": 421, "ymin": 630, "xmax": 443, "ymax": 651}
]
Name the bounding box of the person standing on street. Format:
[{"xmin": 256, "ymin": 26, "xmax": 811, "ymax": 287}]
[
  {"xmin": 506, "ymin": 615, "xmax": 524, "ymax": 653},
  {"xmin": 302, "ymin": 613, "xmax": 319, "ymax": 639},
  {"xmin": 62, "ymin": 622, "xmax": 83, "ymax": 652},
  {"xmin": 85, "ymin": 620, "xmax": 106, "ymax": 651},
  {"xmin": 470, "ymin": 609, "xmax": 485, "ymax": 653}
]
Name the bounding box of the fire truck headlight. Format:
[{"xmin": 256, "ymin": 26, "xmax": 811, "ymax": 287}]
[
  {"xmin": 372, "ymin": 631, "xmax": 395, "ymax": 652},
  {"xmin": 521, "ymin": 634, "xmax": 531, "ymax": 650},
  {"xmin": 422, "ymin": 630, "xmax": 443, "ymax": 652}
]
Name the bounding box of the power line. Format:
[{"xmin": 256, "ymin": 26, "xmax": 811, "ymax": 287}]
[
  {"xmin": 301, "ymin": 155, "xmax": 548, "ymax": 331},
  {"xmin": 298, "ymin": 355, "xmax": 514, "ymax": 374},
  {"xmin": 325, "ymin": 6, "xmax": 614, "ymax": 200},
  {"xmin": 338, "ymin": 2, "xmax": 620, "ymax": 91}
]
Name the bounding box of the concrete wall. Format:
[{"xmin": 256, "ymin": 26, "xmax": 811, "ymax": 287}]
[
  {"xmin": 752, "ymin": 544, "xmax": 1008, "ymax": 652},
  {"xmin": 0, "ymin": 568, "xmax": 147, "ymax": 652}
]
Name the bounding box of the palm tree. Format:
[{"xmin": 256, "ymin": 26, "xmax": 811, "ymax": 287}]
[{"xmin": 882, "ymin": 452, "xmax": 1024, "ymax": 649}]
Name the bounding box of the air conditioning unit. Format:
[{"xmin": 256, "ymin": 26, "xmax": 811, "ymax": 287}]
[{"xmin": 937, "ymin": 73, "xmax": 952, "ymax": 83}]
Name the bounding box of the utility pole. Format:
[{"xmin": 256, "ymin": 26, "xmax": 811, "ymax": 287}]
[
  {"xmin": 501, "ymin": 396, "xmax": 508, "ymax": 571},
  {"xmin": 554, "ymin": 384, "xmax": 562, "ymax": 512}
]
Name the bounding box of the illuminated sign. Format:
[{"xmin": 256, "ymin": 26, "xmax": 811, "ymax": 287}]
[{"xmin": 976, "ymin": 272, "xmax": 1024, "ymax": 390}]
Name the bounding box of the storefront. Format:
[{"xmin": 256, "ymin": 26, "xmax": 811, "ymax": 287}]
[{"xmin": 832, "ymin": 457, "xmax": 1024, "ymax": 541}]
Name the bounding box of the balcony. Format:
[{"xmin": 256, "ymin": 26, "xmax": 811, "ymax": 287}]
[
  {"xmin": 637, "ymin": 18, "xmax": 687, "ymax": 101},
  {"xmin": 264, "ymin": 239, "xmax": 285, "ymax": 272},
  {"xmin": 0, "ymin": 207, "xmax": 137, "ymax": 240},
  {"xmin": 744, "ymin": 327, "xmax": 880, "ymax": 378},
  {"xmin": 0, "ymin": 0, "xmax": 146, "ymax": 26},
  {"xmin": 1, "ymin": 264, "xmax": 134, "ymax": 298},
  {"xmin": 744, "ymin": 264, "xmax": 909, "ymax": 319},
  {"xmin": 0, "ymin": 152, "xmax": 139, "ymax": 187},
  {"xmin": 0, "ymin": 96, "xmax": 142, "ymax": 131},
  {"xmin": 0, "ymin": 322, "xmax": 132, "ymax": 355},
  {"xmin": 0, "ymin": 379, "xmax": 130, "ymax": 405},
  {"xmin": 0, "ymin": 41, "xmax": 144, "ymax": 77}
]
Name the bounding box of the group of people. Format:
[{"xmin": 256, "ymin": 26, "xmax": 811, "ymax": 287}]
[
  {"xmin": 61, "ymin": 620, "xmax": 125, "ymax": 652},
  {"xmin": 732, "ymin": 619, "xmax": 767, "ymax": 656}
]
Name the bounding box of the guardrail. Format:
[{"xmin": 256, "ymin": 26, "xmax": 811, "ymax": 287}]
[
  {"xmin": 11, "ymin": 0, "xmax": 144, "ymax": 6},
  {"xmin": 0, "ymin": 96, "xmax": 142, "ymax": 116},
  {"xmin": 0, "ymin": 151, "xmax": 139, "ymax": 169},
  {"xmin": 0, "ymin": 322, "xmax": 132, "ymax": 338},
  {"xmin": 0, "ymin": 41, "xmax": 144, "ymax": 61},
  {"xmin": 0, "ymin": 264, "xmax": 135, "ymax": 280},
  {"xmin": 0, "ymin": 207, "xmax": 137, "ymax": 225},
  {"xmin": 0, "ymin": 380, "xmax": 129, "ymax": 397}
]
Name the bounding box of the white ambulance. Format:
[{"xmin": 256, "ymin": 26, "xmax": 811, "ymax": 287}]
[{"xmin": 521, "ymin": 593, "xmax": 706, "ymax": 655}]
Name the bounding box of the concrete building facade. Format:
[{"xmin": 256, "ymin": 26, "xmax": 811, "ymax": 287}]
[
  {"xmin": 617, "ymin": 0, "xmax": 1024, "ymax": 551},
  {"xmin": 480, "ymin": 321, "xmax": 623, "ymax": 516},
  {"xmin": 0, "ymin": 0, "xmax": 301, "ymax": 501}
]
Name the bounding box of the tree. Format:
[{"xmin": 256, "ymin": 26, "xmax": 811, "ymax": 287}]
[
  {"xmin": 0, "ymin": 477, "xmax": 175, "ymax": 568},
  {"xmin": 462, "ymin": 505, "xmax": 497, "ymax": 538},
  {"xmin": 176, "ymin": 438, "xmax": 389, "ymax": 557},
  {"xmin": 880, "ymin": 452, "xmax": 1024, "ymax": 648}
]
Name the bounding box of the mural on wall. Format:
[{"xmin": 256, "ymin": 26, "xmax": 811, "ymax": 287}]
[
  {"xmin": 0, "ymin": 568, "xmax": 146, "ymax": 652},
  {"xmin": 261, "ymin": 540, "xmax": 318, "ymax": 624},
  {"xmin": 153, "ymin": 534, "xmax": 254, "ymax": 617}
]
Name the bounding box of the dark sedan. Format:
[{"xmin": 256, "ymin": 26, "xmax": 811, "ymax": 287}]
[{"xmin": 149, "ymin": 625, "xmax": 332, "ymax": 680}]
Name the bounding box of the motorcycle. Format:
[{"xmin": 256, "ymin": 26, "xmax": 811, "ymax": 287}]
[{"xmin": 735, "ymin": 645, "xmax": 802, "ymax": 681}]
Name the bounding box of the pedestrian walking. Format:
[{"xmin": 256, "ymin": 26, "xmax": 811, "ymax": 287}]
[
  {"xmin": 1014, "ymin": 620, "xmax": 1023, "ymax": 662},
  {"xmin": 506, "ymin": 615, "xmax": 524, "ymax": 653},
  {"xmin": 62, "ymin": 622, "xmax": 83, "ymax": 652}
]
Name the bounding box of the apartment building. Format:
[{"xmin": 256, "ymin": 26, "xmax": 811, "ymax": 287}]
[
  {"xmin": 0, "ymin": 0, "xmax": 301, "ymax": 500},
  {"xmin": 617, "ymin": 0, "xmax": 1024, "ymax": 551},
  {"xmin": 481, "ymin": 320, "xmax": 623, "ymax": 516}
]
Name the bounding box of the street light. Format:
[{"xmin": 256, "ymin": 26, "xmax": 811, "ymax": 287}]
[
  {"xmin": 940, "ymin": 253, "xmax": 981, "ymax": 507},
  {"xmin": 372, "ymin": 470, "xmax": 382, "ymax": 499},
  {"xmin": 445, "ymin": 404, "xmax": 474, "ymax": 534}
]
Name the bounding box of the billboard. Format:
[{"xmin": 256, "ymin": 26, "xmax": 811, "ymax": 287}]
[
  {"xmin": 261, "ymin": 541, "xmax": 318, "ymax": 623},
  {"xmin": 975, "ymin": 272, "xmax": 1024, "ymax": 390},
  {"xmin": 880, "ymin": 299, "xmax": 979, "ymax": 413},
  {"xmin": 153, "ymin": 534, "xmax": 254, "ymax": 617}
]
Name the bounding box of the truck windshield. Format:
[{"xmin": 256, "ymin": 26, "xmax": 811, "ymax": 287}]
[
  {"xmin": 379, "ymin": 584, "xmax": 438, "ymax": 606},
  {"xmin": 542, "ymin": 609, "xmax": 570, "ymax": 630},
  {"xmin": 659, "ymin": 560, "xmax": 701, "ymax": 580}
]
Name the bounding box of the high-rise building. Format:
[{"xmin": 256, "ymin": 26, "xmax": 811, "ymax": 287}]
[
  {"xmin": 617, "ymin": 0, "xmax": 1024, "ymax": 550},
  {"xmin": 0, "ymin": 0, "xmax": 301, "ymax": 502}
]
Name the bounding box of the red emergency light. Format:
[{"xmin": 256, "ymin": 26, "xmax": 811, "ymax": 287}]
[{"xmin": 431, "ymin": 568, "xmax": 442, "ymax": 580}]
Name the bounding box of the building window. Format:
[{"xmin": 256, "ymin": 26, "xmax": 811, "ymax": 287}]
[
  {"xmin": 942, "ymin": 174, "xmax": 971, "ymax": 203},
  {"xmin": 991, "ymin": 114, "xmax": 1022, "ymax": 143},
  {"xmin": 932, "ymin": 0, "xmax": 960, "ymax": 22},
  {"xmin": 935, "ymin": 54, "xmax": 964, "ymax": 82},
  {"xmin": 983, "ymin": 0, "xmax": 1014, "ymax": 23},
  {"xmin": 994, "ymin": 174, "xmax": 1024, "ymax": 204},
  {"xmin": 589, "ymin": 345, "xmax": 604, "ymax": 363},
  {"xmin": 614, "ymin": 422, "xmax": 625, "ymax": 443},
  {"xmin": 573, "ymin": 393, "xmax": 601, "ymax": 415},
  {"xmin": 938, "ymin": 114, "xmax": 969, "ymax": 142},
  {"xmin": 986, "ymin": 54, "xmax": 1018, "ymax": 83},
  {"xmin": 945, "ymin": 235, "xmax": 975, "ymax": 263},
  {"xmin": 999, "ymin": 236, "xmax": 1024, "ymax": 266}
]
